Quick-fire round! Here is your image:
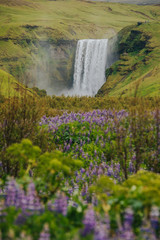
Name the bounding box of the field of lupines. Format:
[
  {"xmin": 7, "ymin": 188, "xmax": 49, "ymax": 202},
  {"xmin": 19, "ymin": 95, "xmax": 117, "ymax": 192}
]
[{"xmin": 0, "ymin": 101, "xmax": 160, "ymax": 239}]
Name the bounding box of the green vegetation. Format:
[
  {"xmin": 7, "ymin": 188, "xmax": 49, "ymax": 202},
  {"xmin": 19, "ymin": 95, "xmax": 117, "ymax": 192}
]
[
  {"xmin": 0, "ymin": 69, "xmax": 34, "ymax": 97},
  {"xmin": 1, "ymin": 1, "xmax": 160, "ymax": 239},
  {"xmin": 0, "ymin": 0, "xmax": 160, "ymax": 91},
  {"xmin": 97, "ymin": 21, "xmax": 160, "ymax": 97},
  {"xmin": 0, "ymin": 95, "xmax": 160, "ymax": 239}
]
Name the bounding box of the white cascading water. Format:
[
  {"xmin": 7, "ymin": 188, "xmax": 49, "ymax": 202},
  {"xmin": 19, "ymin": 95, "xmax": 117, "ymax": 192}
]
[
  {"xmin": 60, "ymin": 38, "xmax": 117, "ymax": 97},
  {"xmin": 72, "ymin": 39, "xmax": 109, "ymax": 96}
]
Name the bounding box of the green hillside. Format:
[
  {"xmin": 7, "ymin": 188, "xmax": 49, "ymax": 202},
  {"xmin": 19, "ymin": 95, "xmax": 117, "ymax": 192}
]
[
  {"xmin": 0, "ymin": 69, "xmax": 34, "ymax": 97},
  {"xmin": 1, "ymin": 0, "xmax": 159, "ymax": 40},
  {"xmin": 97, "ymin": 21, "xmax": 160, "ymax": 97},
  {"xmin": 0, "ymin": 0, "xmax": 160, "ymax": 87},
  {"xmin": 92, "ymin": 0, "xmax": 160, "ymax": 4}
]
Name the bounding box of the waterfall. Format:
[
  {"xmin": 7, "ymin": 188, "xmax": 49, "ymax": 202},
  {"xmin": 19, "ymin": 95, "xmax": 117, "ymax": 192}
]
[
  {"xmin": 72, "ymin": 39, "xmax": 110, "ymax": 96},
  {"xmin": 59, "ymin": 38, "xmax": 118, "ymax": 97}
]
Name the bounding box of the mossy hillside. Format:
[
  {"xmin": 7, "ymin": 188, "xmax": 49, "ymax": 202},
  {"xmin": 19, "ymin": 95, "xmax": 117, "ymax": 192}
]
[
  {"xmin": 0, "ymin": 69, "xmax": 34, "ymax": 97},
  {"xmin": 1, "ymin": 0, "xmax": 159, "ymax": 40},
  {"xmin": 92, "ymin": 0, "xmax": 160, "ymax": 4},
  {"xmin": 97, "ymin": 21, "xmax": 160, "ymax": 97},
  {"xmin": 0, "ymin": 0, "xmax": 160, "ymax": 87}
]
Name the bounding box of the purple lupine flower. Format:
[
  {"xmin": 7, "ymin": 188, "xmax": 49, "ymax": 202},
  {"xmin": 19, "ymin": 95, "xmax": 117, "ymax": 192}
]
[
  {"xmin": 16, "ymin": 187, "xmax": 27, "ymax": 210},
  {"xmin": 118, "ymin": 227, "xmax": 135, "ymax": 240},
  {"xmin": 68, "ymin": 188, "xmax": 73, "ymax": 195},
  {"xmin": 80, "ymin": 168, "xmax": 85, "ymax": 174},
  {"xmin": 15, "ymin": 211, "xmax": 30, "ymax": 225},
  {"xmin": 123, "ymin": 209, "xmax": 134, "ymax": 229},
  {"xmin": 101, "ymin": 153, "xmax": 105, "ymax": 161},
  {"xmin": 94, "ymin": 149, "xmax": 97, "ymax": 155},
  {"xmin": 90, "ymin": 162, "xmax": 93, "ymax": 168},
  {"xmin": 86, "ymin": 171, "xmax": 89, "ymax": 177},
  {"xmin": 107, "ymin": 167, "xmax": 113, "ymax": 177},
  {"xmin": 5, "ymin": 179, "xmax": 17, "ymax": 207},
  {"xmin": 150, "ymin": 207, "xmax": 159, "ymax": 231},
  {"xmin": 92, "ymin": 168, "xmax": 97, "ymax": 176},
  {"xmin": 116, "ymin": 163, "xmax": 120, "ymax": 173},
  {"xmin": 80, "ymin": 139, "xmax": 83, "ymax": 147},
  {"xmin": 79, "ymin": 148, "xmax": 83, "ymax": 154},
  {"xmin": 75, "ymin": 145, "xmax": 79, "ymax": 152},
  {"xmin": 98, "ymin": 167, "xmax": 103, "ymax": 176},
  {"xmin": 82, "ymin": 206, "xmax": 96, "ymax": 236},
  {"xmin": 26, "ymin": 182, "xmax": 43, "ymax": 212},
  {"xmin": 129, "ymin": 161, "xmax": 134, "ymax": 174},
  {"xmin": 92, "ymin": 194, "xmax": 98, "ymax": 206},
  {"xmin": 39, "ymin": 224, "xmax": 50, "ymax": 240},
  {"xmin": 132, "ymin": 155, "xmax": 136, "ymax": 161},
  {"xmin": 66, "ymin": 144, "xmax": 70, "ymax": 151},
  {"xmin": 113, "ymin": 163, "xmax": 121, "ymax": 180},
  {"xmin": 140, "ymin": 224, "xmax": 157, "ymax": 240},
  {"xmin": 54, "ymin": 192, "xmax": 68, "ymax": 216},
  {"xmin": 117, "ymin": 209, "xmax": 135, "ymax": 240},
  {"xmin": 104, "ymin": 128, "xmax": 109, "ymax": 134},
  {"xmin": 94, "ymin": 224, "xmax": 108, "ymax": 240},
  {"xmin": 81, "ymin": 184, "xmax": 88, "ymax": 197},
  {"xmin": 95, "ymin": 137, "xmax": 99, "ymax": 145}
]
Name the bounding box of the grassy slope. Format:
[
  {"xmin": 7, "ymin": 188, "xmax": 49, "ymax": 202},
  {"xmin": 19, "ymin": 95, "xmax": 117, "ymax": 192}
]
[
  {"xmin": 0, "ymin": 69, "xmax": 34, "ymax": 97},
  {"xmin": 0, "ymin": 0, "xmax": 160, "ymax": 96},
  {"xmin": 1, "ymin": 0, "xmax": 159, "ymax": 40},
  {"xmin": 98, "ymin": 21, "xmax": 160, "ymax": 97},
  {"xmin": 0, "ymin": 2, "xmax": 159, "ymax": 57},
  {"xmin": 0, "ymin": 0, "xmax": 158, "ymax": 39},
  {"xmin": 92, "ymin": 0, "xmax": 160, "ymax": 4}
]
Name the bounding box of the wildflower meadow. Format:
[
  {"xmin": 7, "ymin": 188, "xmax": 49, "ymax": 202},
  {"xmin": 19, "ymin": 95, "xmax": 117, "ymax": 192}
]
[{"xmin": 0, "ymin": 97, "xmax": 160, "ymax": 239}]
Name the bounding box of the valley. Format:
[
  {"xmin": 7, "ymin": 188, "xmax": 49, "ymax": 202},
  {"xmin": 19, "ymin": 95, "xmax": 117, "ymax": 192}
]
[{"xmin": 0, "ymin": 0, "xmax": 160, "ymax": 96}]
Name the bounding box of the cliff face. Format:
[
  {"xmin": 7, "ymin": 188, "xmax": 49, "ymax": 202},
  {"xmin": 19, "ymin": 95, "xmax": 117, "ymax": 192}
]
[
  {"xmin": 27, "ymin": 39, "xmax": 77, "ymax": 95},
  {"xmin": 0, "ymin": 25, "xmax": 77, "ymax": 95},
  {"xmin": 97, "ymin": 22, "xmax": 160, "ymax": 97}
]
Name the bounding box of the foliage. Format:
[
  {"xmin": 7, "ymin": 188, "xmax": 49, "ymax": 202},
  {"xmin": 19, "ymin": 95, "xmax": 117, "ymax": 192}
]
[
  {"xmin": 0, "ymin": 0, "xmax": 160, "ymax": 239},
  {"xmin": 44, "ymin": 95, "xmax": 160, "ymax": 113},
  {"xmin": 6, "ymin": 139, "xmax": 41, "ymax": 178},
  {"xmin": 90, "ymin": 171, "xmax": 160, "ymax": 236},
  {"xmin": 35, "ymin": 150, "xmax": 83, "ymax": 200},
  {"xmin": 0, "ymin": 95, "xmax": 56, "ymax": 159},
  {"xmin": 0, "ymin": 69, "xmax": 34, "ymax": 98},
  {"xmin": 0, "ymin": 105, "xmax": 160, "ymax": 239},
  {"xmin": 32, "ymin": 87, "xmax": 47, "ymax": 98},
  {"xmin": 93, "ymin": 171, "xmax": 160, "ymax": 212},
  {"xmin": 41, "ymin": 109, "xmax": 160, "ymax": 178},
  {"xmin": 98, "ymin": 22, "xmax": 160, "ymax": 97},
  {"xmin": 2, "ymin": 139, "xmax": 83, "ymax": 200},
  {"xmin": 0, "ymin": 95, "xmax": 160, "ymax": 240}
]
